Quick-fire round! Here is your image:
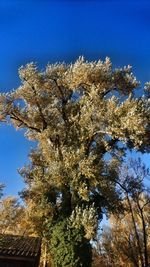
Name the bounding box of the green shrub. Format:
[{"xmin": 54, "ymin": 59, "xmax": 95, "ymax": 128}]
[{"xmin": 49, "ymin": 220, "xmax": 92, "ymax": 267}]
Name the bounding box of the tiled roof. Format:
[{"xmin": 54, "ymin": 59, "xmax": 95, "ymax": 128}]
[{"xmin": 0, "ymin": 234, "xmax": 41, "ymax": 258}]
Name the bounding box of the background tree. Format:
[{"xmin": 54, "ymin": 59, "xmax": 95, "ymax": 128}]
[
  {"xmin": 116, "ymin": 158, "xmax": 150, "ymax": 267},
  {"xmin": 0, "ymin": 57, "xmax": 150, "ymax": 266},
  {"xmin": 94, "ymin": 159, "xmax": 150, "ymax": 267},
  {"xmin": 92, "ymin": 247, "xmax": 107, "ymax": 267},
  {"xmin": 0, "ymin": 195, "xmax": 24, "ymax": 235},
  {"xmin": 0, "ymin": 185, "xmax": 35, "ymax": 236}
]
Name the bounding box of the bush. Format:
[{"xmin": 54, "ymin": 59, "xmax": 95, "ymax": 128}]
[{"xmin": 49, "ymin": 219, "xmax": 92, "ymax": 267}]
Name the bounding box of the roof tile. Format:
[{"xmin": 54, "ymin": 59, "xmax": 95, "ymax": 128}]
[{"xmin": 0, "ymin": 234, "xmax": 41, "ymax": 258}]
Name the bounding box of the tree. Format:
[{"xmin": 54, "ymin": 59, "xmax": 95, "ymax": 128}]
[
  {"xmin": 92, "ymin": 247, "xmax": 107, "ymax": 267},
  {"xmin": 0, "ymin": 195, "xmax": 25, "ymax": 235},
  {"xmin": 95, "ymin": 159, "xmax": 150, "ymax": 267},
  {"xmin": 0, "ymin": 185, "xmax": 35, "ymax": 236},
  {"xmin": 0, "ymin": 57, "xmax": 149, "ymax": 266},
  {"xmin": 100, "ymin": 194, "xmax": 150, "ymax": 267},
  {"xmin": 116, "ymin": 159, "xmax": 150, "ymax": 267}
]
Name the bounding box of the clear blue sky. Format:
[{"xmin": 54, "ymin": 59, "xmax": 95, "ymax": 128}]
[{"xmin": 0, "ymin": 0, "xmax": 150, "ymax": 196}]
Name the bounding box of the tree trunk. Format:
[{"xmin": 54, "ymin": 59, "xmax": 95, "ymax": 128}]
[
  {"xmin": 126, "ymin": 195, "xmax": 144, "ymax": 267},
  {"xmin": 62, "ymin": 186, "xmax": 72, "ymax": 216},
  {"xmin": 137, "ymin": 200, "xmax": 149, "ymax": 267}
]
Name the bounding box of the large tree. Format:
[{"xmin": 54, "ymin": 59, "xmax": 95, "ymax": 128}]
[{"xmin": 0, "ymin": 57, "xmax": 149, "ymax": 266}]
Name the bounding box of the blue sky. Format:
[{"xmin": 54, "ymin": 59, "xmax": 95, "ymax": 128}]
[{"xmin": 0, "ymin": 0, "xmax": 150, "ymax": 196}]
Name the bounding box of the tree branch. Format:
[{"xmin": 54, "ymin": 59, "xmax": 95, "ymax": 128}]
[
  {"xmin": 11, "ymin": 112, "xmax": 41, "ymax": 133},
  {"xmin": 23, "ymin": 78, "xmax": 48, "ymax": 130}
]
